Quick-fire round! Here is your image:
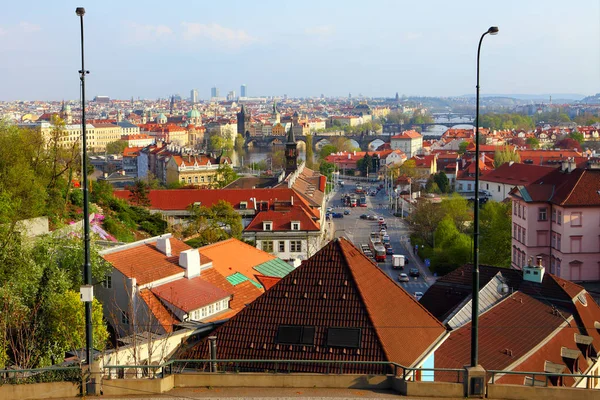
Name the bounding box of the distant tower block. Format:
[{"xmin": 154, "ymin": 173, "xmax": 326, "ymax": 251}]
[{"xmin": 240, "ymin": 84, "xmax": 247, "ymax": 98}]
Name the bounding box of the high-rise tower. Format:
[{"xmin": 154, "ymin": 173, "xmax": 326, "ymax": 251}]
[{"xmin": 240, "ymin": 84, "xmax": 247, "ymax": 98}]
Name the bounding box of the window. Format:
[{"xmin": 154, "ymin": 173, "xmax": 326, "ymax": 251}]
[
  {"xmin": 571, "ymin": 236, "xmax": 582, "ymax": 253},
  {"xmin": 262, "ymin": 240, "xmax": 274, "ymax": 252},
  {"xmin": 552, "ymin": 208, "xmax": 557, "ymax": 222},
  {"xmin": 102, "ymin": 274, "xmax": 112, "ymax": 289},
  {"xmin": 291, "ymin": 221, "xmax": 300, "ymax": 230},
  {"xmin": 209, "ymin": 304, "xmax": 214, "ymax": 314},
  {"xmin": 277, "ymin": 325, "xmax": 316, "ymax": 345},
  {"xmin": 459, "ymin": 183, "xmax": 463, "ymax": 191},
  {"xmin": 513, "ymin": 223, "xmax": 517, "ymax": 239},
  {"xmin": 513, "ymin": 201, "xmax": 517, "ymax": 215},
  {"xmin": 240, "ymin": 201, "xmax": 247, "ymax": 210},
  {"xmin": 523, "ymin": 228, "xmax": 526, "ymax": 245},
  {"xmin": 222, "ymin": 299, "xmax": 229, "ymax": 309},
  {"xmin": 557, "ymin": 233, "xmax": 562, "ymax": 250},
  {"xmin": 290, "ymin": 240, "xmax": 302, "ymax": 253},
  {"xmin": 518, "ymin": 203, "xmax": 521, "ymax": 218},
  {"xmin": 571, "ymin": 212, "xmax": 582, "ymax": 227},
  {"xmin": 279, "ymin": 241, "xmax": 285, "ymax": 252},
  {"xmin": 517, "ymin": 226, "xmax": 521, "ymax": 242},
  {"xmin": 201, "ymin": 307, "xmax": 207, "ymax": 317},
  {"xmin": 215, "ymin": 301, "xmax": 221, "ymax": 311},
  {"xmin": 552, "ymin": 233, "xmax": 557, "ymax": 249},
  {"xmin": 194, "ymin": 176, "xmax": 198, "ymax": 183},
  {"xmin": 538, "ymin": 207, "xmax": 547, "ymax": 221},
  {"xmin": 557, "ymin": 210, "xmax": 562, "ymax": 225},
  {"xmin": 498, "ymin": 185, "xmax": 501, "ymax": 192},
  {"xmin": 207, "ymin": 176, "xmax": 212, "ymax": 182},
  {"xmin": 201, "ymin": 176, "xmax": 205, "ymax": 182},
  {"xmin": 523, "ymin": 206, "xmax": 526, "ymax": 220},
  {"xmin": 121, "ymin": 311, "xmax": 129, "ymax": 325},
  {"xmin": 486, "ymin": 184, "xmax": 489, "ymax": 190},
  {"xmin": 263, "ymin": 221, "xmax": 272, "ymax": 231},
  {"xmin": 467, "ymin": 183, "xmax": 472, "ymax": 191},
  {"xmin": 326, "ymin": 327, "xmax": 362, "ymax": 348},
  {"xmin": 187, "ymin": 177, "xmax": 192, "ymax": 183}
]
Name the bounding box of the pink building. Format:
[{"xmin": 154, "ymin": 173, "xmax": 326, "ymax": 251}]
[{"xmin": 510, "ymin": 159, "xmax": 600, "ymax": 281}]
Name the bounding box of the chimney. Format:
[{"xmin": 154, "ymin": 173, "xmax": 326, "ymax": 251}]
[
  {"xmin": 179, "ymin": 249, "xmax": 201, "ymax": 279},
  {"xmin": 522, "ymin": 256, "xmax": 545, "ymax": 284},
  {"xmin": 291, "ymin": 196, "xmax": 294, "ymax": 205},
  {"xmin": 156, "ymin": 235, "xmax": 172, "ymax": 256}
]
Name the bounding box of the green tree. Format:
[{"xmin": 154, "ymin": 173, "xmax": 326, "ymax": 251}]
[
  {"xmin": 433, "ymin": 171, "xmax": 450, "ymax": 193},
  {"xmin": 305, "ymin": 134, "xmax": 314, "ymax": 169},
  {"xmin": 439, "ymin": 194, "xmax": 471, "ymax": 233},
  {"xmin": 526, "ymin": 137, "xmax": 540, "ymax": 149},
  {"xmin": 234, "ymin": 134, "xmax": 245, "ymax": 151},
  {"xmin": 128, "ymin": 179, "xmax": 151, "ymax": 207},
  {"xmin": 479, "ymin": 201, "xmax": 511, "ymax": 267},
  {"xmin": 185, "ymin": 200, "xmax": 242, "ymax": 246},
  {"xmin": 458, "ymin": 141, "xmax": 470, "ymax": 155},
  {"xmin": 212, "ymin": 163, "xmax": 239, "ymax": 188},
  {"xmin": 319, "ymin": 144, "xmax": 338, "ymax": 160},
  {"xmin": 357, "ymin": 153, "xmax": 373, "ymax": 176},
  {"xmin": 569, "ymin": 131, "xmax": 584, "ymax": 144},
  {"xmin": 408, "ymin": 200, "xmax": 445, "ymax": 246},
  {"xmin": 494, "ymin": 146, "xmax": 521, "ymax": 168},
  {"xmin": 105, "ymin": 140, "xmax": 128, "ymax": 155}
]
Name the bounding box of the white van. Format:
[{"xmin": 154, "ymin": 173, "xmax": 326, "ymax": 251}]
[{"xmin": 392, "ymin": 254, "xmax": 405, "ymax": 269}]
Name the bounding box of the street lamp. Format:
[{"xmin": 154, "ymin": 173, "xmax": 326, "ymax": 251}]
[
  {"xmin": 472, "ymin": 26, "xmax": 498, "ymax": 369},
  {"xmin": 76, "ymin": 6, "xmax": 93, "ymax": 369}
]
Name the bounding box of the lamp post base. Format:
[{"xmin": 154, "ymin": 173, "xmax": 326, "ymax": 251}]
[{"xmin": 464, "ymin": 364, "xmax": 486, "ymax": 398}]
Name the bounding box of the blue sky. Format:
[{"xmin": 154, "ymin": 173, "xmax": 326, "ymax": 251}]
[{"xmin": 1, "ymin": 0, "xmax": 599, "ymax": 101}]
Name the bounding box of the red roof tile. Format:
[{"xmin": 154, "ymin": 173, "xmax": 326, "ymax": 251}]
[
  {"xmin": 179, "ymin": 238, "xmax": 445, "ymax": 371},
  {"xmin": 138, "ymin": 289, "xmax": 180, "ymax": 333},
  {"xmin": 151, "ymin": 276, "xmax": 232, "ymax": 313},
  {"xmin": 245, "ymin": 206, "xmax": 320, "ymax": 232},
  {"xmin": 435, "ymin": 292, "xmax": 572, "ymax": 377}
]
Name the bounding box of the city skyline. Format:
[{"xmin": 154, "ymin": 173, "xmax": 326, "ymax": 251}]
[{"xmin": 1, "ymin": 0, "xmax": 599, "ymax": 101}]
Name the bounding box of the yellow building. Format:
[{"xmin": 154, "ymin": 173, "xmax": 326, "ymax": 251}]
[
  {"xmin": 166, "ymin": 154, "xmax": 227, "ymax": 187},
  {"xmin": 272, "ymin": 123, "xmax": 286, "ymax": 136}
]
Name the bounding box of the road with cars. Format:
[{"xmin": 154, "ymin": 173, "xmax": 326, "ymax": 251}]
[{"xmin": 326, "ymin": 179, "xmax": 434, "ymax": 298}]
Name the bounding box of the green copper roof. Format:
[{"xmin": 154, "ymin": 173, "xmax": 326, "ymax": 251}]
[
  {"xmin": 254, "ymin": 258, "xmax": 295, "ymax": 278},
  {"xmin": 226, "ymin": 272, "xmax": 262, "ymax": 289}
]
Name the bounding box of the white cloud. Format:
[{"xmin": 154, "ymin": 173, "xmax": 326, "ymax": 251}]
[
  {"xmin": 181, "ymin": 22, "xmax": 256, "ymax": 49},
  {"xmin": 124, "ymin": 22, "xmax": 173, "ymax": 44},
  {"xmin": 304, "ymin": 25, "xmax": 335, "ymax": 37},
  {"xmin": 19, "ymin": 22, "xmax": 41, "ymax": 33}
]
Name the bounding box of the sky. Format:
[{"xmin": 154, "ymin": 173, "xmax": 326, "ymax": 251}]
[{"xmin": 1, "ymin": 0, "xmax": 599, "ymax": 101}]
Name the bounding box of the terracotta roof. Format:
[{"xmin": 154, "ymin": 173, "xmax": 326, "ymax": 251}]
[
  {"xmin": 179, "ymin": 238, "xmax": 446, "ymax": 371},
  {"xmin": 420, "ymin": 264, "xmax": 578, "ymax": 322},
  {"xmin": 112, "ymin": 188, "xmax": 310, "ymax": 213},
  {"xmin": 199, "ymin": 238, "xmax": 283, "ymax": 287},
  {"xmin": 102, "ymin": 239, "xmax": 212, "ymax": 286},
  {"xmin": 245, "ymin": 206, "xmax": 320, "ymax": 232},
  {"xmin": 480, "ymin": 162, "xmax": 554, "ymax": 185},
  {"xmin": 435, "ymin": 292, "xmax": 574, "ymax": 378},
  {"xmin": 199, "ymin": 268, "xmax": 263, "ymax": 318},
  {"xmin": 151, "ymin": 276, "xmax": 232, "ymax": 313},
  {"xmin": 391, "ymin": 130, "xmax": 422, "ymax": 139},
  {"xmin": 255, "ymin": 275, "xmax": 282, "ymax": 290},
  {"xmin": 138, "ymin": 289, "xmax": 180, "ymax": 333}
]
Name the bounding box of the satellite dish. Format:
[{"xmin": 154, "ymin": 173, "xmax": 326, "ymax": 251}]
[{"xmin": 498, "ymin": 283, "xmax": 509, "ymax": 294}]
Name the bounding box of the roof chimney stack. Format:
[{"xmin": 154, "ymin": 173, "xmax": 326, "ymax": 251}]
[
  {"xmin": 523, "ymin": 256, "xmax": 545, "ymax": 284},
  {"xmin": 179, "ymin": 249, "xmax": 201, "ymax": 279},
  {"xmin": 156, "ymin": 235, "xmax": 172, "ymax": 257}
]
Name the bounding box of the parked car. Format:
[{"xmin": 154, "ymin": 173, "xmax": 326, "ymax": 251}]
[
  {"xmin": 414, "ymin": 291, "xmax": 424, "ymax": 301},
  {"xmin": 398, "ymin": 273, "xmax": 409, "ymax": 282},
  {"xmin": 409, "ymin": 268, "xmax": 420, "ymax": 277},
  {"xmin": 332, "ymin": 212, "xmax": 344, "ymax": 218},
  {"xmin": 368, "ymin": 215, "xmax": 377, "ymax": 221},
  {"xmin": 343, "ymin": 210, "xmax": 350, "ymax": 215},
  {"xmin": 359, "ymin": 214, "xmax": 369, "ymax": 219}
]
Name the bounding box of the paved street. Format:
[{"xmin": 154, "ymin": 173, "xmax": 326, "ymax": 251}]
[{"xmin": 326, "ymin": 179, "xmax": 434, "ymax": 297}]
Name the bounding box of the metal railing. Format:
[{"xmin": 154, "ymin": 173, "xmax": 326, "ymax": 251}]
[
  {"xmin": 0, "ymin": 366, "xmax": 82, "ymax": 385},
  {"xmin": 488, "ymin": 369, "xmax": 600, "ymax": 389}
]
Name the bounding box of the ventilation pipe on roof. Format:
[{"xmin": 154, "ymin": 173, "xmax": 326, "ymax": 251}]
[
  {"xmin": 208, "ymin": 336, "xmax": 218, "ymax": 372},
  {"xmin": 522, "ymin": 256, "xmax": 545, "ymax": 284}
]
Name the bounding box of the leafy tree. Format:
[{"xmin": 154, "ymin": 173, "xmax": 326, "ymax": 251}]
[
  {"xmin": 458, "ymin": 141, "xmax": 470, "ymax": 155},
  {"xmin": 105, "ymin": 140, "xmax": 128, "ymax": 155},
  {"xmin": 479, "ymin": 201, "xmax": 511, "ymax": 267},
  {"xmin": 439, "ymin": 194, "xmax": 471, "ymax": 233},
  {"xmin": 395, "ymin": 159, "xmax": 417, "ymax": 178},
  {"xmin": 494, "ymin": 146, "xmax": 521, "ymax": 168},
  {"xmin": 408, "ymin": 201, "xmax": 445, "ymax": 246},
  {"xmin": 128, "ymin": 179, "xmax": 151, "ymax": 207},
  {"xmin": 433, "ymin": 171, "xmax": 451, "ymax": 193},
  {"xmin": 569, "ymin": 131, "xmax": 584, "ymax": 144},
  {"xmin": 555, "ymin": 137, "xmax": 582, "ymax": 151},
  {"xmin": 184, "ymin": 200, "xmax": 242, "ymax": 246},
  {"xmin": 526, "ymin": 137, "xmax": 540, "ymax": 149},
  {"xmin": 305, "ymin": 134, "xmax": 314, "ymax": 169},
  {"xmin": 357, "ymin": 153, "xmax": 374, "ymax": 176},
  {"xmin": 234, "ymin": 134, "xmax": 245, "ymax": 151},
  {"xmin": 319, "ymin": 144, "xmax": 338, "ymax": 160},
  {"xmin": 425, "ymin": 178, "xmax": 441, "ymax": 194},
  {"xmin": 212, "ymin": 163, "xmax": 239, "ymax": 188}
]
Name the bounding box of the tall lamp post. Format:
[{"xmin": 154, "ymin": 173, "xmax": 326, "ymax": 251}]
[
  {"xmin": 76, "ymin": 7, "xmax": 93, "ymax": 368},
  {"xmin": 471, "ymin": 26, "xmax": 499, "ymax": 369}
]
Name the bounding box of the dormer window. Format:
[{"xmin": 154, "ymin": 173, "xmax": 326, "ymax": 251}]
[
  {"xmin": 292, "ymin": 221, "xmax": 300, "ymax": 230},
  {"xmin": 240, "ymin": 201, "xmax": 248, "ymax": 210},
  {"xmin": 263, "ymin": 221, "xmax": 273, "ymax": 231}
]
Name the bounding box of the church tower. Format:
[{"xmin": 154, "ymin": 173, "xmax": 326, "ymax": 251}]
[
  {"xmin": 285, "ymin": 123, "xmax": 298, "ymax": 174},
  {"xmin": 237, "ymin": 105, "xmax": 250, "ymax": 135}
]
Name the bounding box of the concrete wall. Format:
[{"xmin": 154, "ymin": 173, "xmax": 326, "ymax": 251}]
[
  {"xmin": 101, "ymin": 374, "xmax": 174, "ymax": 396},
  {"xmin": 174, "ymin": 373, "xmax": 390, "ymax": 390},
  {"xmin": 0, "ymin": 381, "xmax": 79, "ymax": 399},
  {"xmin": 392, "ymin": 379, "xmax": 464, "ymax": 398},
  {"xmin": 488, "ymin": 383, "xmax": 600, "ymax": 400}
]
